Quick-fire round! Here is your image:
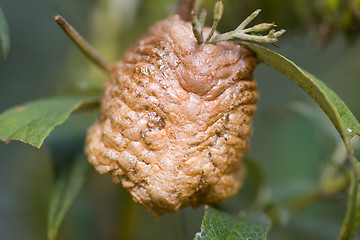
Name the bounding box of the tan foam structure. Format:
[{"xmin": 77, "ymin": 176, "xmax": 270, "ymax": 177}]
[{"xmin": 86, "ymin": 15, "xmax": 259, "ymax": 217}]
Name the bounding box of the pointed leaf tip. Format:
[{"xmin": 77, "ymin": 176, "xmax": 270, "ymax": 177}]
[{"xmin": 0, "ymin": 96, "xmax": 99, "ymax": 148}]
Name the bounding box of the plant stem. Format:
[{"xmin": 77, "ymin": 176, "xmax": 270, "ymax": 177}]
[
  {"xmin": 54, "ymin": 15, "xmax": 110, "ymax": 73},
  {"xmin": 204, "ymin": 0, "xmax": 223, "ymax": 43},
  {"xmin": 190, "ymin": 2, "xmax": 285, "ymax": 45},
  {"xmin": 191, "ymin": 9, "xmax": 206, "ymax": 43},
  {"xmin": 338, "ymin": 173, "xmax": 358, "ymax": 240},
  {"xmin": 236, "ymin": 9, "xmax": 261, "ymax": 31},
  {"xmin": 175, "ymin": 0, "xmax": 197, "ymax": 21},
  {"xmin": 208, "ymin": 8, "xmax": 285, "ymax": 44},
  {"xmin": 338, "ymin": 147, "xmax": 360, "ymax": 240}
]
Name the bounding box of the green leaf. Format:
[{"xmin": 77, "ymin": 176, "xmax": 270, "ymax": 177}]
[
  {"xmin": 241, "ymin": 42, "xmax": 360, "ymax": 240},
  {"xmin": 0, "ymin": 96, "xmax": 99, "ymax": 148},
  {"xmin": 47, "ymin": 154, "xmax": 90, "ymax": 240},
  {"xmin": 194, "ymin": 207, "xmax": 271, "ymax": 240},
  {"xmin": 0, "ymin": 5, "xmax": 10, "ymax": 58},
  {"xmin": 242, "ymin": 42, "xmax": 360, "ymax": 141}
]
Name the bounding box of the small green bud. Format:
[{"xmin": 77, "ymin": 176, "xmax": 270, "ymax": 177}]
[
  {"xmin": 204, "ymin": 0, "xmax": 224, "ymax": 43},
  {"xmin": 191, "ymin": 10, "xmax": 204, "ymax": 44},
  {"xmin": 253, "ymin": 9, "xmax": 261, "ymax": 16},
  {"xmin": 246, "ymin": 23, "xmax": 276, "ymax": 33},
  {"xmin": 199, "ymin": 9, "xmax": 207, "ymax": 26},
  {"xmin": 213, "ymin": 1, "xmax": 224, "ymax": 22},
  {"xmin": 191, "ymin": 2, "xmax": 285, "ymax": 45},
  {"xmin": 272, "ymin": 29, "xmax": 286, "ymax": 38}
]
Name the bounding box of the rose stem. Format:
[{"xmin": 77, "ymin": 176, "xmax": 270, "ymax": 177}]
[{"xmin": 54, "ymin": 15, "xmax": 110, "ymax": 73}]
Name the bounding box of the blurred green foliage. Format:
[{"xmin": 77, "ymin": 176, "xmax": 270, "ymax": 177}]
[
  {"xmin": 0, "ymin": 6, "xmax": 10, "ymax": 57},
  {"xmin": 1, "ymin": 0, "xmax": 360, "ymax": 239},
  {"xmin": 217, "ymin": 0, "xmax": 360, "ymax": 48}
]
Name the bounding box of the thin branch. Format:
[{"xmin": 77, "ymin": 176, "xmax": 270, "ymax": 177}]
[
  {"xmin": 208, "ymin": 9, "xmax": 285, "ymax": 44},
  {"xmin": 54, "ymin": 15, "xmax": 110, "ymax": 73},
  {"xmin": 204, "ymin": 0, "xmax": 223, "ymax": 43},
  {"xmin": 175, "ymin": 0, "xmax": 197, "ymax": 21},
  {"xmin": 191, "ymin": 9, "xmax": 206, "ymax": 43},
  {"xmin": 338, "ymin": 145, "xmax": 360, "ymax": 240}
]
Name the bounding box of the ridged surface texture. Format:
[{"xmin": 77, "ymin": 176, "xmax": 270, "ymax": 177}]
[{"xmin": 86, "ymin": 15, "xmax": 259, "ymax": 217}]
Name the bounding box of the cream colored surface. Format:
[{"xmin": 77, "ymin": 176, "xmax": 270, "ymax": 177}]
[{"xmin": 86, "ymin": 15, "xmax": 258, "ymax": 217}]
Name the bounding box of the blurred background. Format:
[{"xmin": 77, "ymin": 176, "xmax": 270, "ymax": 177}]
[{"xmin": 0, "ymin": 0, "xmax": 360, "ymax": 239}]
